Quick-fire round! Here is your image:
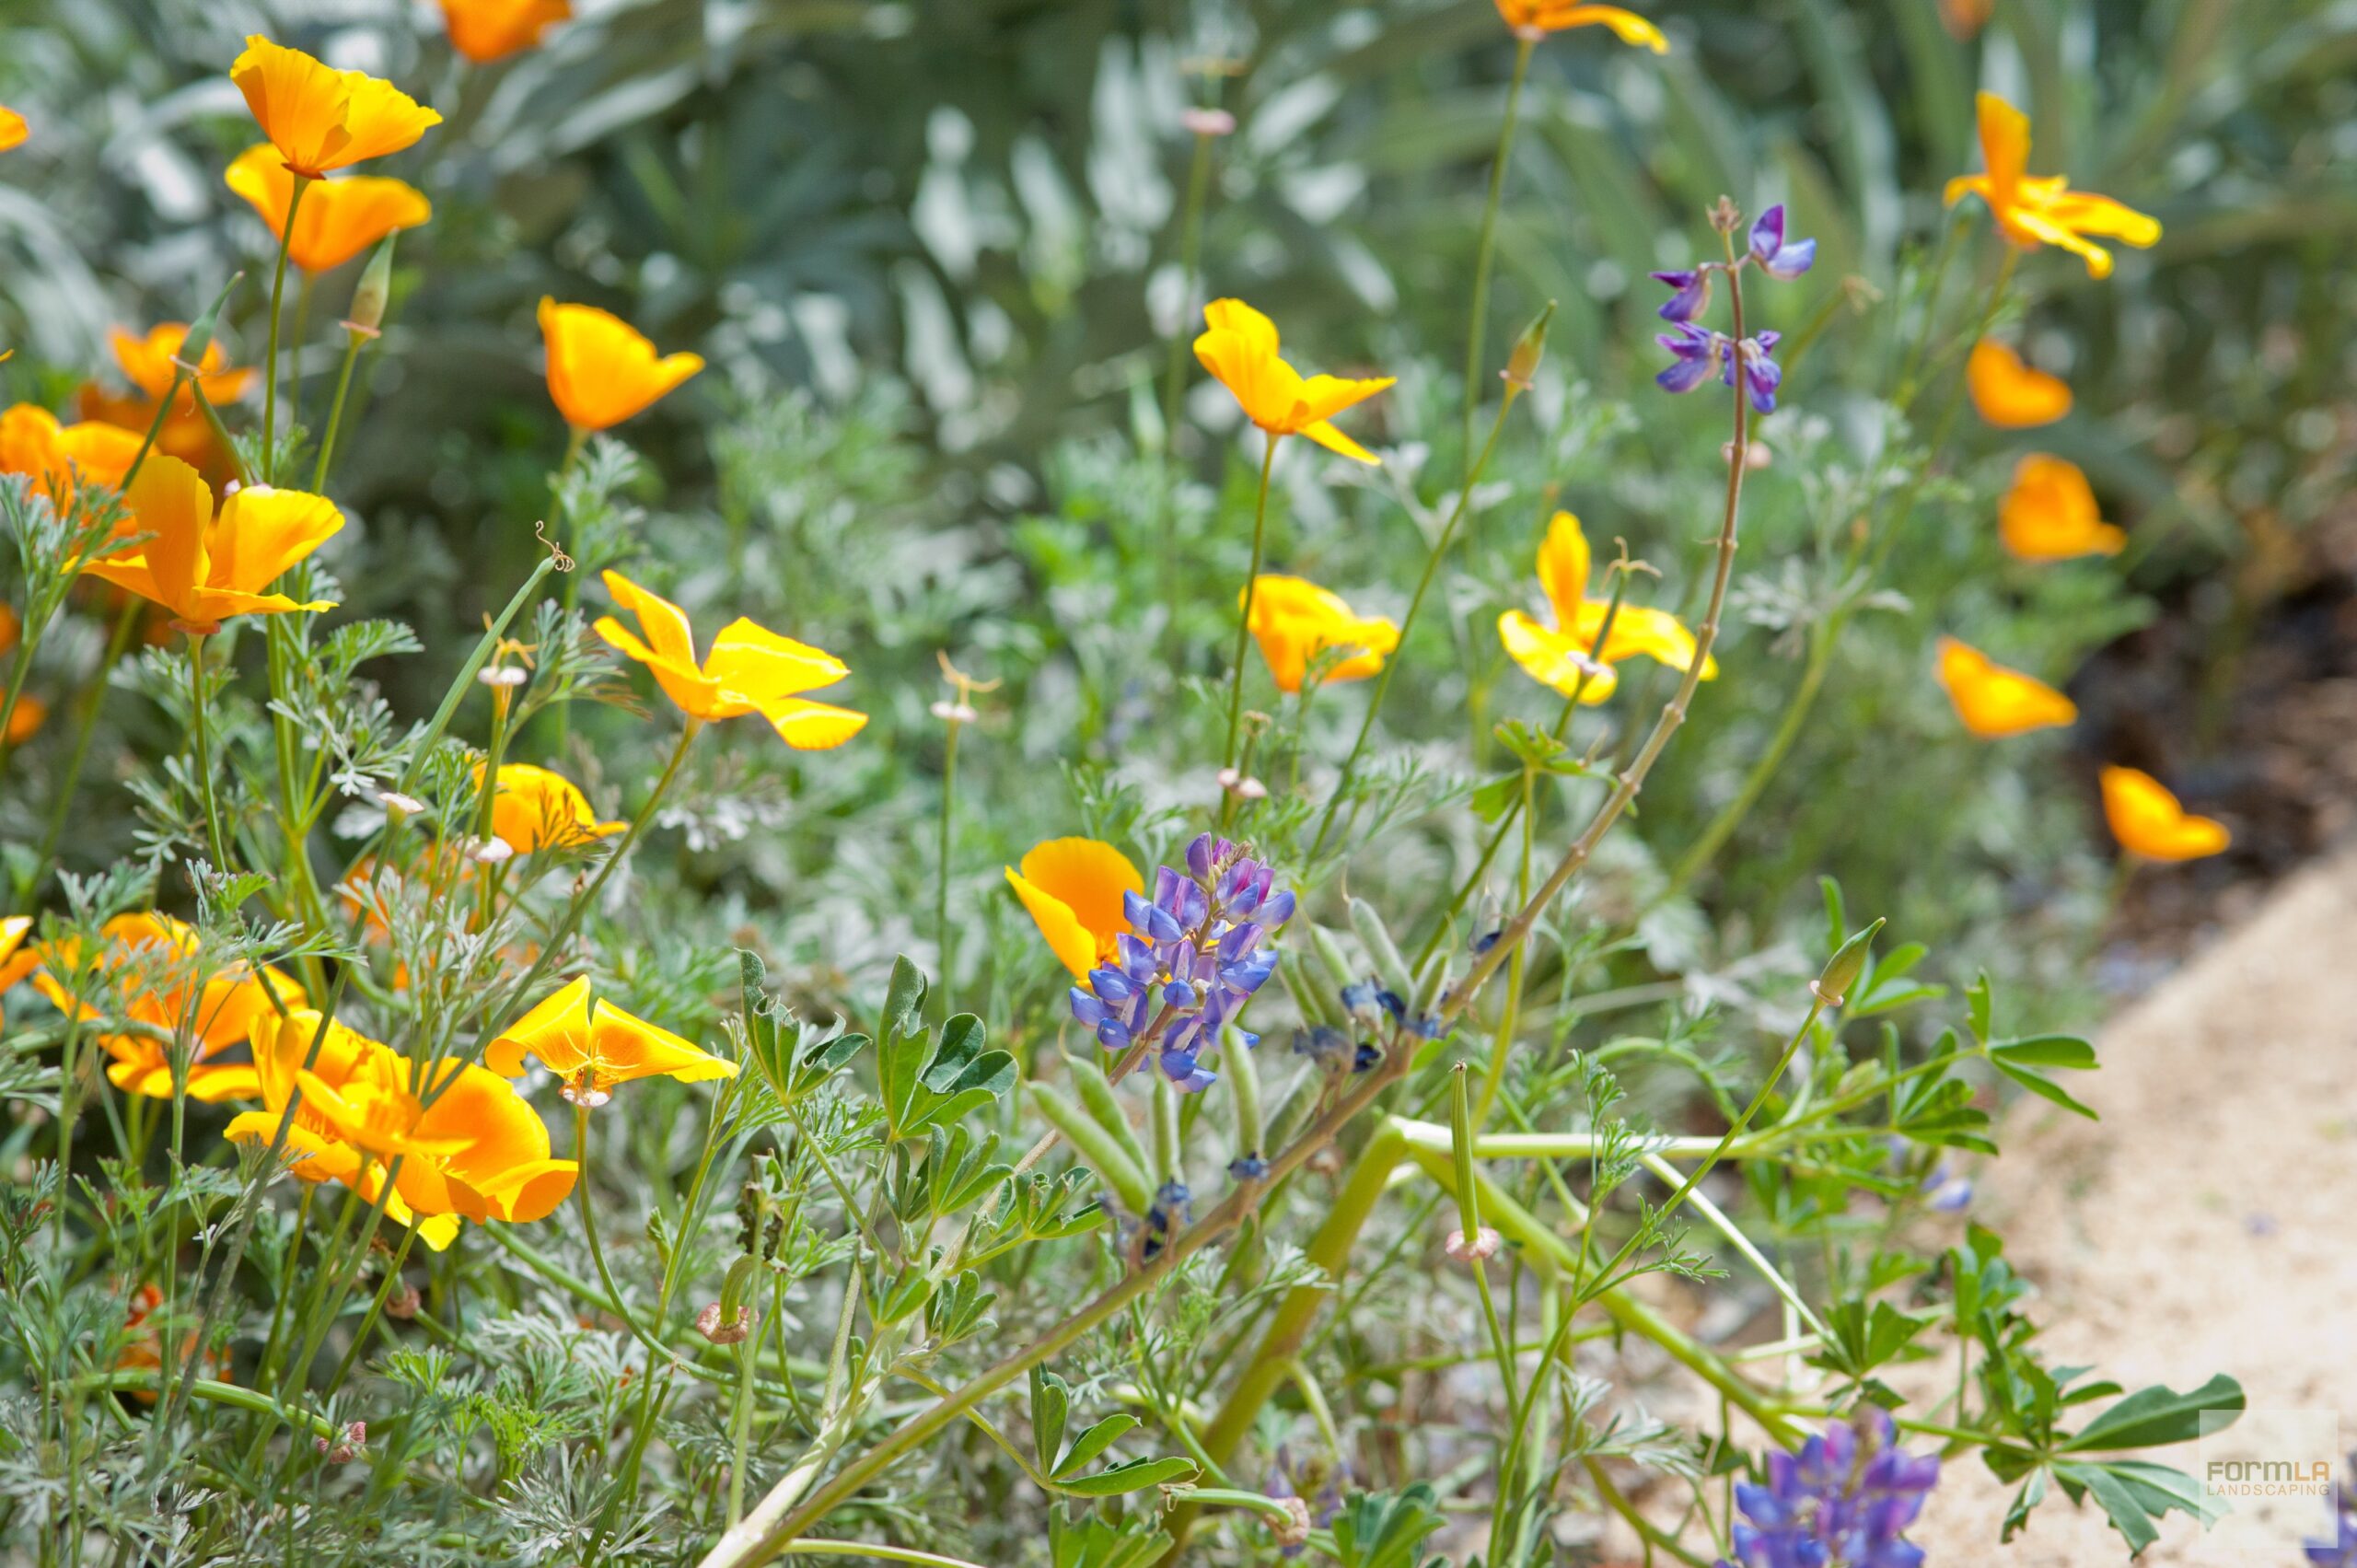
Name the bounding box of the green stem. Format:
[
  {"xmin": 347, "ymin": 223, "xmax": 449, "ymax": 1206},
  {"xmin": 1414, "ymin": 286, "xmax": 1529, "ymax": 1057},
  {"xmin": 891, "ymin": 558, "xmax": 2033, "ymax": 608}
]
[
  {"xmin": 186, "ymin": 634, "xmax": 229, "ymax": 869},
  {"xmin": 1157, "ymin": 123, "xmax": 1219, "ymax": 659},
  {"xmin": 261, "ymin": 175, "xmax": 313, "ymax": 484},
  {"xmin": 1307, "ymin": 387, "xmax": 1521, "ymax": 862},
  {"xmin": 27, "ymin": 598, "xmax": 143, "ymax": 898},
  {"xmin": 1460, "ymin": 36, "xmax": 1536, "ymax": 465},
  {"xmin": 546, "ymin": 424, "xmax": 591, "ymax": 756},
  {"xmin": 1221, "ymin": 432, "xmax": 1282, "ymax": 781},
  {"xmin": 311, "ymin": 327, "xmax": 371, "ymax": 492},
  {"xmin": 934, "ymin": 710, "xmax": 962, "ymax": 1002}
]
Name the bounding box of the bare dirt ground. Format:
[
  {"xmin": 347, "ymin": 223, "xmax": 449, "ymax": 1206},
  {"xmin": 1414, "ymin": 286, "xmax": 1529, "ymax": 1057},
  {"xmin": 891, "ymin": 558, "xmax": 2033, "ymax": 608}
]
[{"xmin": 1903, "ymin": 845, "xmax": 2357, "ymax": 1565}]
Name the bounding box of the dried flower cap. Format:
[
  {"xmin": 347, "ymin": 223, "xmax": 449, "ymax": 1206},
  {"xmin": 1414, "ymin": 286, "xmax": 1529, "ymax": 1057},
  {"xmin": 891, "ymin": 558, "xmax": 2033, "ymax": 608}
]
[
  {"xmin": 1179, "ymin": 107, "xmax": 1237, "ymax": 137},
  {"xmin": 1006, "ymin": 837, "xmax": 1144, "ymax": 982},
  {"xmin": 539, "ymin": 298, "xmax": 704, "ymax": 433},
  {"xmin": 317, "ymin": 1421, "xmax": 367, "ymax": 1463},
  {"xmin": 695, "ymin": 1302, "xmax": 756, "ymax": 1344},
  {"xmin": 595, "ymin": 571, "xmax": 865, "ymax": 747},
  {"xmin": 224, "ymin": 145, "xmax": 430, "ymax": 275},
  {"xmin": 1270, "ymin": 1497, "xmax": 1314, "ymax": 1549},
  {"xmin": 438, "ymin": 0, "xmax": 573, "ymax": 64},
  {"xmin": 1945, "ymin": 93, "xmax": 2159, "ymax": 279},
  {"xmin": 78, "ymin": 454, "xmax": 343, "ymax": 635},
  {"xmin": 1499, "ymin": 512, "xmax": 1715, "ymax": 704},
  {"xmin": 1934, "ymin": 637, "xmax": 2076, "ymax": 738},
  {"xmin": 2100, "ymin": 766, "xmax": 2230, "ymax": 862},
  {"xmin": 1445, "ymin": 1225, "xmax": 1502, "ymax": 1262},
  {"xmin": 1241, "ymin": 575, "xmax": 1399, "ymax": 695},
  {"xmin": 1491, "ymin": 1, "xmax": 1667, "ymax": 50},
  {"xmin": 1968, "ymin": 340, "xmax": 2072, "ymax": 429},
  {"xmin": 231, "ymin": 36, "xmax": 441, "ymax": 180},
  {"xmin": 1999, "ymin": 455, "xmax": 2124, "ymax": 562},
  {"xmin": 1215, "ymin": 768, "xmax": 1269, "ymax": 801},
  {"xmin": 488, "ymin": 974, "xmax": 738, "ymax": 1101},
  {"xmin": 1193, "ymin": 299, "xmax": 1394, "ymax": 464}
]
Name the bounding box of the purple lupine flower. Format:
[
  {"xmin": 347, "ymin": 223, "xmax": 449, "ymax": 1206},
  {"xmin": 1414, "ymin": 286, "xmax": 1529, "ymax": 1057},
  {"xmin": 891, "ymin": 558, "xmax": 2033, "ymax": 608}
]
[
  {"xmin": 1228, "ymin": 1152, "xmax": 1270, "ymax": 1182},
  {"xmin": 1656, "ymin": 321, "xmax": 1725, "ymax": 394},
  {"xmin": 1064, "ymin": 833, "xmax": 1294, "ymax": 1092},
  {"xmin": 1748, "ymin": 204, "xmax": 1817, "ymax": 280},
  {"xmin": 1720, "ymin": 1409, "xmax": 1940, "ymax": 1568},
  {"xmin": 1652, "ymin": 268, "xmax": 1713, "ymax": 322},
  {"xmin": 1923, "ymin": 1165, "xmax": 1974, "ymax": 1213},
  {"xmin": 2305, "ymin": 1458, "xmax": 2357, "ymax": 1568}
]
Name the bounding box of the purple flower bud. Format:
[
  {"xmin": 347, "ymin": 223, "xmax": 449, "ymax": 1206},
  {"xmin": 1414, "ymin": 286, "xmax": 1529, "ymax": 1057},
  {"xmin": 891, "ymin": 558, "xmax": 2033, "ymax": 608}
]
[
  {"xmin": 1116, "ymin": 934, "xmax": 1159, "ymax": 981},
  {"xmin": 1163, "ymin": 979, "xmax": 1198, "ymax": 1008},
  {"xmin": 1260, "ymin": 889, "xmax": 1296, "ymax": 927},
  {"xmin": 1095, "ymin": 1018, "xmax": 1132, "ymax": 1051},
  {"xmin": 1089, "ymin": 966, "xmax": 1133, "ymax": 1003},
  {"xmin": 1186, "ymin": 833, "xmax": 1217, "ymax": 882},
  {"xmin": 1070, "ymin": 989, "xmax": 1110, "ymax": 1028},
  {"xmin": 1217, "ymin": 922, "xmax": 1264, "ymax": 963},
  {"xmin": 1228, "ymin": 1152, "xmax": 1270, "ymax": 1181},
  {"xmin": 1655, "ymin": 323, "xmax": 1724, "ymax": 394},
  {"xmin": 1223, "ymin": 954, "xmax": 1277, "ymax": 994},
  {"xmin": 1125, "ymin": 889, "xmax": 1185, "ymax": 942}
]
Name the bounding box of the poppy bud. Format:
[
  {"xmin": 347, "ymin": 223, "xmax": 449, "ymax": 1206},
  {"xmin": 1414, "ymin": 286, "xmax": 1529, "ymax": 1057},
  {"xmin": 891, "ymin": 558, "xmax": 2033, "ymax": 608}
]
[
  {"xmin": 1813, "ymin": 917, "xmax": 1884, "ymax": 1008},
  {"xmin": 1502, "ymin": 300, "xmax": 1555, "ymax": 390},
  {"xmin": 176, "ymin": 272, "xmax": 244, "ymax": 376},
  {"xmin": 348, "ymin": 236, "xmax": 395, "ymax": 335}
]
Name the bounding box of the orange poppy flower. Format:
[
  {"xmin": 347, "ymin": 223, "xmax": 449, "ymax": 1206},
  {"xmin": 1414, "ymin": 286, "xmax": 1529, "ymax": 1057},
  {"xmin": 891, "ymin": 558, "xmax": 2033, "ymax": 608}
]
[
  {"xmin": 1498, "ymin": 511, "xmax": 1715, "ymax": 704},
  {"xmin": 1193, "ymin": 299, "xmax": 1394, "ymax": 465},
  {"xmin": 482, "ymin": 763, "xmax": 625, "ymax": 854},
  {"xmin": 0, "ymin": 608, "xmax": 41, "ymax": 742},
  {"xmin": 2100, "ymin": 767, "xmax": 2229, "ymax": 862},
  {"xmin": 78, "ymin": 454, "xmax": 342, "ymax": 634},
  {"xmin": 1939, "ymin": 0, "xmax": 1994, "ymax": 38},
  {"xmin": 0, "ymin": 404, "xmax": 143, "ymax": 505},
  {"xmin": 1244, "ymin": 575, "xmax": 1399, "ymax": 694},
  {"xmin": 1934, "ymin": 637, "xmax": 2076, "ymax": 738},
  {"xmin": 592, "ymin": 571, "xmax": 866, "ymax": 748},
  {"xmin": 229, "ymin": 36, "xmax": 441, "ymax": 180},
  {"xmin": 0, "ymin": 108, "xmax": 26, "ymax": 152},
  {"xmin": 0, "ymin": 917, "xmax": 33, "ymax": 1025},
  {"xmin": 1491, "ymin": 1, "xmax": 1667, "ymax": 48},
  {"xmin": 224, "ymin": 145, "xmax": 430, "ymax": 274},
  {"xmin": 229, "ymin": 1009, "xmax": 578, "ymax": 1249},
  {"xmin": 18, "ymin": 912, "xmax": 305, "ymax": 1102},
  {"xmin": 538, "ymin": 298, "xmax": 704, "ymax": 432},
  {"xmin": 1999, "ymin": 455, "xmax": 2125, "ymax": 562},
  {"xmin": 1005, "ymin": 838, "xmax": 1143, "ymax": 982},
  {"xmin": 78, "ymin": 324, "xmax": 255, "ymax": 475},
  {"xmin": 1967, "ymin": 341, "xmax": 2071, "ymax": 428},
  {"xmin": 1945, "ymin": 93, "xmax": 2160, "ymax": 279},
  {"xmin": 439, "ymin": 0, "xmax": 573, "ymax": 63},
  {"xmin": 488, "ymin": 976, "xmax": 736, "ymax": 1104}
]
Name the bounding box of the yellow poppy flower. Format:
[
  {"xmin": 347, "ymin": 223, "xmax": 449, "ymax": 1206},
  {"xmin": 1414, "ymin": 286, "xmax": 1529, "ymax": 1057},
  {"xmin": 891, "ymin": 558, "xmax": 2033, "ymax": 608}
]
[
  {"xmin": 0, "ymin": 108, "xmax": 26, "ymax": 152},
  {"xmin": 0, "ymin": 917, "xmax": 32, "ymax": 1028},
  {"xmin": 18, "ymin": 912, "xmax": 305, "ymax": 1103},
  {"xmin": 1243, "ymin": 575, "xmax": 1399, "ymax": 694},
  {"xmin": 439, "ymin": 0, "xmax": 573, "ymax": 63},
  {"xmin": 1967, "ymin": 341, "xmax": 2071, "ymax": 428},
  {"xmin": 1005, "ymin": 837, "xmax": 1143, "ymax": 982},
  {"xmin": 592, "ymin": 571, "xmax": 866, "ymax": 748},
  {"xmin": 1945, "ymin": 93, "xmax": 2160, "ymax": 279},
  {"xmin": 1491, "ymin": 1, "xmax": 1667, "ymax": 49},
  {"xmin": 233, "ymin": 1009, "xmax": 577, "ymax": 1249},
  {"xmin": 1999, "ymin": 455, "xmax": 2125, "ymax": 563},
  {"xmin": 2100, "ymin": 766, "xmax": 2229, "ymax": 863},
  {"xmin": 538, "ymin": 298, "xmax": 704, "ymax": 432},
  {"xmin": 110, "ymin": 323, "xmax": 256, "ymax": 410},
  {"xmin": 0, "ymin": 404, "xmax": 144, "ymax": 501},
  {"xmin": 481, "ymin": 762, "xmax": 625, "ymax": 854},
  {"xmin": 229, "ymin": 36, "xmax": 442, "ymax": 180},
  {"xmin": 1192, "ymin": 299, "xmax": 1394, "ymax": 465},
  {"xmin": 1934, "ymin": 637, "xmax": 2076, "ymax": 738},
  {"xmin": 1497, "ymin": 511, "xmax": 1715, "ymax": 703},
  {"xmin": 77, "ymin": 453, "xmax": 342, "ymax": 634},
  {"xmin": 487, "ymin": 975, "xmax": 736, "ymax": 1103},
  {"xmin": 224, "ymin": 145, "xmax": 430, "ymax": 274}
]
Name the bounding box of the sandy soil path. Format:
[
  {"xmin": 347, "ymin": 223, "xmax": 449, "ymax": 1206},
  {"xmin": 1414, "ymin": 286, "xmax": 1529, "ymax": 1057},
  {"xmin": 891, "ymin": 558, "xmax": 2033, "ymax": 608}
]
[{"xmin": 1904, "ymin": 848, "xmax": 2357, "ymax": 1564}]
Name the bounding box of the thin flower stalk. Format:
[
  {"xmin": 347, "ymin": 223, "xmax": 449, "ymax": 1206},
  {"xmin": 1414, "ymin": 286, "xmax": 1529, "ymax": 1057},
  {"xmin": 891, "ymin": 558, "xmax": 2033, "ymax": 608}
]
[
  {"xmin": 1220, "ymin": 432, "xmax": 1282, "ymax": 784},
  {"xmin": 1459, "ymin": 35, "xmax": 1536, "ymax": 464},
  {"xmin": 260, "ymin": 173, "xmax": 312, "ymax": 482}
]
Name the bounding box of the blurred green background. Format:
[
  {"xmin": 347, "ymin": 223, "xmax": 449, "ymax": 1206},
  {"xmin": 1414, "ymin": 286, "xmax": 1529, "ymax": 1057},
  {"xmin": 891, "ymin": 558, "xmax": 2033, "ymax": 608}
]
[{"xmin": 5, "ymin": 0, "xmax": 2352, "ymax": 1050}]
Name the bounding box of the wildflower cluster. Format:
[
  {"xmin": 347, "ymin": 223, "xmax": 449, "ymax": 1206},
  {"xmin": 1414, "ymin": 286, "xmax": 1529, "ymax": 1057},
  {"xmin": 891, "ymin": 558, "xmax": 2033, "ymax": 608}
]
[
  {"xmin": 1065, "ymin": 833, "xmax": 1295, "ymax": 1091},
  {"xmin": 1653, "ymin": 204, "xmax": 1817, "ymax": 412},
  {"xmin": 1720, "ymin": 1411, "xmax": 1942, "ymax": 1568}
]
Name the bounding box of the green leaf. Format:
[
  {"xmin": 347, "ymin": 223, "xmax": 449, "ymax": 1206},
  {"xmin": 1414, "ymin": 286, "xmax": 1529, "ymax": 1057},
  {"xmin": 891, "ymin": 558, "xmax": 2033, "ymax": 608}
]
[
  {"xmin": 1989, "ymin": 1057, "xmax": 2099, "ymax": 1121},
  {"xmin": 1029, "ymin": 1369, "xmax": 1069, "ymax": 1475},
  {"xmin": 1052, "ymin": 1413, "xmax": 1141, "ymax": 1479},
  {"xmin": 1056, "ymin": 1456, "xmax": 1197, "ymax": 1496},
  {"xmin": 2058, "ymin": 1461, "xmax": 2159, "ymax": 1556},
  {"xmin": 1990, "ymin": 1034, "xmax": 2099, "ymax": 1071},
  {"xmin": 1999, "ymin": 1467, "xmax": 2050, "ymax": 1542},
  {"xmin": 2061, "ymin": 1376, "xmax": 2246, "ymax": 1453}
]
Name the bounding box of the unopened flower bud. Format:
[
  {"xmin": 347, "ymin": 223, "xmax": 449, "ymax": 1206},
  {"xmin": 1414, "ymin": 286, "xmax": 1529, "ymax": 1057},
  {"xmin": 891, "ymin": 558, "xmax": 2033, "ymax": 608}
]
[
  {"xmin": 1813, "ymin": 918, "xmax": 1884, "ymax": 1009},
  {"xmin": 695, "ymin": 1302, "xmax": 756, "ymax": 1344},
  {"xmin": 478, "ymin": 664, "xmax": 528, "ymax": 689},
  {"xmin": 348, "ymin": 236, "xmax": 395, "ymax": 336},
  {"xmin": 1710, "ymin": 194, "xmax": 1744, "ymax": 237},
  {"xmin": 377, "ymin": 789, "xmax": 426, "ymax": 818},
  {"xmin": 384, "ymin": 1283, "xmax": 422, "ymax": 1320},
  {"xmin": 1502, "ymin": 301, "xmax": 1555, "ymax": 391},
  {"xmin": 1216, "ymin": 768, "xmax": 1267, "ymax": 801},
  {"xmin": 1445, "ymin": 1225, "xmax": 1502, "ymax": 1262}
]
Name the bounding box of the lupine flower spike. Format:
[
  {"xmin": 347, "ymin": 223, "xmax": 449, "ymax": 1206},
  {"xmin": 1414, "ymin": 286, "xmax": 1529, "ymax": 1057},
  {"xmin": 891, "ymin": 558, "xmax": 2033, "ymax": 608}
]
[
  {"xmin": 1653, "ymin": 204, "xmax": 1813, "ymax": 412},
  {"xmin": 2101, "ymin": 767, "xmax": 2230, "ymax": 862},
  {"xmin": 1062, "ymin": 833, "xmax": 1295, "ymax": 1092},
  {"xmin": 1934, "ymin": 637, "xmax": 2076, "ymax": 738},
  {"xmin": 1999, "ymin": 455, "xmax": 2125, "ymax": 562},
  {"xmin": 1945, "ymin": 92, "xmax": 2160, "ymax": 279},
  {"xmin": 1192, "ymin": 299, "xmax": 1394, "ymax": 464},
  {"xmin": 1498, "ymin": 511, "xmax": 1715, "ymax": 703},
  {"xmin": 1715, "ymin": 1409, "xmax": 1940, "ymax": 1568},
  {"xmin": 1968, "ymin": 341, "xmax": 2071, "ymax": 428}
]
